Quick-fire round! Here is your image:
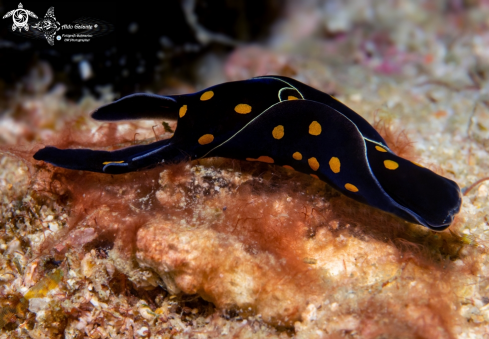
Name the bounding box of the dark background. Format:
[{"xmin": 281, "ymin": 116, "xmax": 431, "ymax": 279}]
[{"xmin": 0, "ymin": 0, "xmax": 281, "ymax": 99}]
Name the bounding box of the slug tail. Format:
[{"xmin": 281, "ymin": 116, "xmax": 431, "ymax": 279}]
[{"xmin": 33, "ymin": 138, "xmax": 185, "ymax": 174}]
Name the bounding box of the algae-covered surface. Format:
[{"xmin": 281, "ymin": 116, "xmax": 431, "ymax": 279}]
[{"xmin": 2, "ymin": 1, "xmax": 489, "ymax": 338}]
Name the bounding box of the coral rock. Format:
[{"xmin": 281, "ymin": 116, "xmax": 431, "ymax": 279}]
[{"xmin": 136, "ymin": 220, "xmax": 320, "ymax": 325}]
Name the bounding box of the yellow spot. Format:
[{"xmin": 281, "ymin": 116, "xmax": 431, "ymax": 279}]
[
  {"xmin": 412, "ymin": 161, "xmax": 423, "ymax": 167},
  {"xmin": 308, "ymin": 157, "xmax": 320, "ymax": 171},
  {"xmin": 375, "ymin": 145, "xmax": 387, "ymax": 152},
  {"xmin": 309, "ymin": 121, "xmax": 322, "ymax": 136},
  {"xmin": 103, "ymin": 160, "xmax": 124, "ymax": 165},
  {"xmin": 200, "ymin": 91, "xmax": 214, "ymax": 101},
  {"xmin": 272, "ymin": 125, "xmax": 284, "ymax": 139},
  {"xmin": 288, "ymin": 96, "xmax": 299, "ymax": 100},
  {"xmin": 246, "ymin": 156, "xmax": 274, "ymax": 164},
  {"xmin": 384, "ymin": 160, "xmax": 399, "ymax": 170},
  {"xmin": 293, "ymin": 152, "xmax": 302, "ymax": 160},
  {"xmin": 235, "ymin": 104, "xmax": 252, "ymax": 114},
  {"xmin": 329, "ymin": 157, "xmax": 340, "ymax": 173},
  {"xmin": 310, "ymin": 174, "xmax": 319, "ymax": 180},
  {"xmin": 179, "ymin": 105, "xmax": 187, "ymax": 118},
  {"xmin": 331, "ymin": 95, "xmax": 343, "ymax": 103},
  {"xmin": 198, "ymin": 134, "xmax": 214, "ymax": 145},
  {"xmin": 345, "ymin": 183, "xmax": 359, "ymax": 192},
  {"xmin": 283, "ymin": 165, "xmax": 294, "ymax": 170}
]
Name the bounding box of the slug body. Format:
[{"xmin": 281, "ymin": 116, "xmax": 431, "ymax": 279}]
[{"xmin": 34, "ymin": 76, "xmax": 462, "ymax": 230}]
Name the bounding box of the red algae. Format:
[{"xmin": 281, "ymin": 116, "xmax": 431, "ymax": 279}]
[
  {"xmin": 372, "ymin": 117, "xmax": 416, "ymax": 161},
  {"xmin": 1, "ymin": 113, "xmax": 472, "ymax": 335},
  {"xmin": 135, "ymin": 160, "xmax": 330, "ymax": 325}
]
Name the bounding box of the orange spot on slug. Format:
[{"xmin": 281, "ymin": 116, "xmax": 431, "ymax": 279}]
[{"xmin": 246, "ymin": 156, "xmax": 274, "ymax": 164}]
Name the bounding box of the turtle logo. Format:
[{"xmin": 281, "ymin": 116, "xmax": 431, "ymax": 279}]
[
  {"xmin": 2, "ymin": 3, "xmax": 38, "ymax": 32},
  {"xmin": 32, "ymin": 7, "xmax": 60, "ymax": 46}
]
